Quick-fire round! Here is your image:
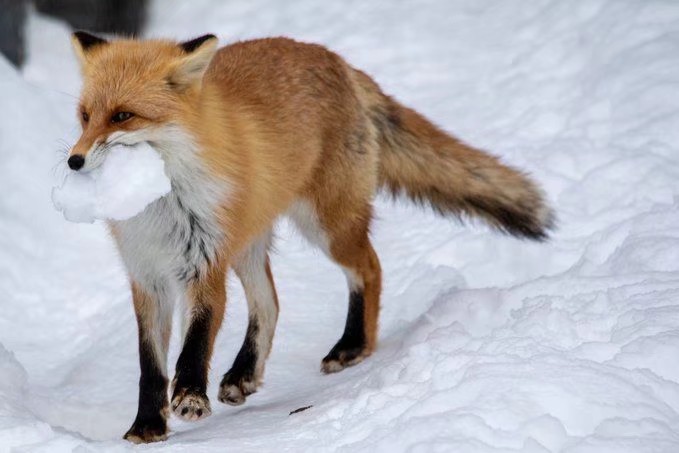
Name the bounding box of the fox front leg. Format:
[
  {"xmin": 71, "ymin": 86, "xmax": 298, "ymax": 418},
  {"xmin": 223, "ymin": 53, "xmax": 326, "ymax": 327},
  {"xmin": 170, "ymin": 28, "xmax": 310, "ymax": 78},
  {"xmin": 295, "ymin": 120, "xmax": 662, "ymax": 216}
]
[
  {"xmin": 171, "ymin": 262, "xmax": 227, "ymax": 421},
  {"xmin": 124, "ymin": 282, "xmax": 173, "ymax": 444}
]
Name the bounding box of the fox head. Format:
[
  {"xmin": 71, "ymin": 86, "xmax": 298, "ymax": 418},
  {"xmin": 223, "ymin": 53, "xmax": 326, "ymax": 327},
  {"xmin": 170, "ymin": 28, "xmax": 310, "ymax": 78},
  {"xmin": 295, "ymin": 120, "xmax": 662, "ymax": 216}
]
[{"xmin": 68, "ymin": 32, "xmax": 218, "ymax": 171}]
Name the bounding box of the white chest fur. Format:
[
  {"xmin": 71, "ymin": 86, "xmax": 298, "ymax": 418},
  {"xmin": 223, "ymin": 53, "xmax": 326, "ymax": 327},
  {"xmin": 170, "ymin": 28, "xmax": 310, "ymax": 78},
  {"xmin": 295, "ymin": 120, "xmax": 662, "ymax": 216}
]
[{"xmin": 110, "ymin": 127, "xmax": 228, "ymax": 288}]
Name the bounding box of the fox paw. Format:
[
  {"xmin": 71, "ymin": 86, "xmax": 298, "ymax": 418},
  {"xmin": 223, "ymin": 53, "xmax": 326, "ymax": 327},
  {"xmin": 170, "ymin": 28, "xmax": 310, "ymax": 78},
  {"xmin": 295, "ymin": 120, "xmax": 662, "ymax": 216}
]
[
  {"xmin": 218, "ymin": 372, "xmax": 258, "ymax": 406},
  {"xmin": 123, "ymin": 417, "xmax": 168, "ymax": 444},
  {"xmin": 321, "ymin": 344, "xmax": 370, "ymax": 374},
  {"xmin": 171, "ymin": 388, "xmax": 211, "ymax": 421}
]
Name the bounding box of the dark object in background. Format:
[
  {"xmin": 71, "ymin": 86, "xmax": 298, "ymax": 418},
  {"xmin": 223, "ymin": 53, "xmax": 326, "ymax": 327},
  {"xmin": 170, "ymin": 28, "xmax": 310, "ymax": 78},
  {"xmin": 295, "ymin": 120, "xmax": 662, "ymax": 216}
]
[
  {"xmin": 34, "ymin": 0, "xmax": 147, "ymax": 36},
  {"xmin": 0, "ymin": 0, "xmax": 28, "ymax": 66},
  {"xmin": 0, "ymin": 0, "xmax": 147, "ymax": 67}
]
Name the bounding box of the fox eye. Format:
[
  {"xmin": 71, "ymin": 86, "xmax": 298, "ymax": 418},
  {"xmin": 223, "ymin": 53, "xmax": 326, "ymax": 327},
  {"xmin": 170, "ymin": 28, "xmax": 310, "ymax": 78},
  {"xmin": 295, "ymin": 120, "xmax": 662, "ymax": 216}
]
[
  {"xmin": 111, "ymin": 111, "xmax": 134, "ymax": 123},
  {"xmin": 81, "ymin": 111, "xmax": 89, "ymax": 122}
]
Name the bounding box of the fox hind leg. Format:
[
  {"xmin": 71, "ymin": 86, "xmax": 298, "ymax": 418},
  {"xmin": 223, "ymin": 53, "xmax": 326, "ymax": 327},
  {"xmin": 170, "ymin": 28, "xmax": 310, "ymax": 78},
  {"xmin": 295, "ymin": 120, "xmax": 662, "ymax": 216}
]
[
  {"xmin": 219, "ymin": 231, "xmax": 279, "ymax": 406},
  {"xmin": 289, "ymin": 199, "xmax": 382, "ymax": 373},
  {"xmin": 321, "ymin": 230, "xmax": 381, "ymax": 373}
]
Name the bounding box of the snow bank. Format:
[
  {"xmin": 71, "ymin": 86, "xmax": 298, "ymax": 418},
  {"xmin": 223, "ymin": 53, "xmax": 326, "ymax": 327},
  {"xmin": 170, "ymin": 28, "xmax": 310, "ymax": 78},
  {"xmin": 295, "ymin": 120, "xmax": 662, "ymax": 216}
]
[
  {"xmin": 52, "ymin": 143, "xmax": 171, "ymax": 223},
  {"xmin": 0, "ymin": 342, "xmax": 62, "ymax": 452},
  {"xmin": 1, "ymin": 1, "xmax": 679, "ymax": 452}
]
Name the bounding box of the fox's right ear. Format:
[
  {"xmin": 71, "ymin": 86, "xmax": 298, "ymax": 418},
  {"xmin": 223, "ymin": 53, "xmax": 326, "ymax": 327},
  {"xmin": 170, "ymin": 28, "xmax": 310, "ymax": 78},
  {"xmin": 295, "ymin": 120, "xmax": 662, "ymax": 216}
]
[
  {"xmin": 71, "ymin": 31, "xmax": 108, "ymax": 67},
  {"xmin": 169, "ymin": 34, "xmax": 218, "ymax": 90}
]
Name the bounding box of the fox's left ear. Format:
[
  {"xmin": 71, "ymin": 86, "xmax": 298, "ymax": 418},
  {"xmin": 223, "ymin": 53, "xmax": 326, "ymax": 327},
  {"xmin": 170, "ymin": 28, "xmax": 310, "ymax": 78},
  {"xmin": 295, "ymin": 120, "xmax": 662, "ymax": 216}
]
[
  {"xmin": 71, "ymin": 31, "xmax": 108, "ymax": 67},
  {"xmin": 169, "ymin": 34, "xmax": 218, "ymax": 89}
]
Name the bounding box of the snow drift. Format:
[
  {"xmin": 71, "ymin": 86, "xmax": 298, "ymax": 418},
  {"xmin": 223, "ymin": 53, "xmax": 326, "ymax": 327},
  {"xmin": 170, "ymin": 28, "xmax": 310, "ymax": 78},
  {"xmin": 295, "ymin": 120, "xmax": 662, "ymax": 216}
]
[{"xmin": 1, "ymin": 0, "xmax": 679, "ymax": 452}]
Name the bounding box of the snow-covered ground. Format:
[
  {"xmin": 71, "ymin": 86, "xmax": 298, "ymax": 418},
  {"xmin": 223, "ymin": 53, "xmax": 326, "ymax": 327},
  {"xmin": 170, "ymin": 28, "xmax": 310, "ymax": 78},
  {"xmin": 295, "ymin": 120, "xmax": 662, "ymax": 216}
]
[{"xmin": 2, "ymin": 0, "xmax": 679, "ymax": 451}]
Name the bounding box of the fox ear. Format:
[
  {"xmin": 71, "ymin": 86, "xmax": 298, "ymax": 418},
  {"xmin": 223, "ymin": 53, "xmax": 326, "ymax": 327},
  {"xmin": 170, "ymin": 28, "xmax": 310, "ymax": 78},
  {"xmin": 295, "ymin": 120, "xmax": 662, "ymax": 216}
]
[
  {"xmin": 71, "ymin": 31, "xmax": 108, "ymax": 67},
  {"xmin": 169, "ymin": 34, "xmax": 218, "ymax": 89},
  {"xmin": 179, "ymin": 34, "xmax": 217, "ymax": 53}
]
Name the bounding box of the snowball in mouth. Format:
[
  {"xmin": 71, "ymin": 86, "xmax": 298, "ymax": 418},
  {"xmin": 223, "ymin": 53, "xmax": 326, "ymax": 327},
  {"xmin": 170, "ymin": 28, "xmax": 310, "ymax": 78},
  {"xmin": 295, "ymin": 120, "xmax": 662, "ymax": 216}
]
[{"xmin": 52, "ymin": 142, "xmax": 172, "ymax": 223}]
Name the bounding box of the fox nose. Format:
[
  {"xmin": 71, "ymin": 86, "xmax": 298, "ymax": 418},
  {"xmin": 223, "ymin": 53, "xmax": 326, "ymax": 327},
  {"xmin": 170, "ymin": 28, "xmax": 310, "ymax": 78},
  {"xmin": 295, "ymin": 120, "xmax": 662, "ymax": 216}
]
[{"xmin": 68, "ymin": 154, "xmax": 85, "ymax": 171}]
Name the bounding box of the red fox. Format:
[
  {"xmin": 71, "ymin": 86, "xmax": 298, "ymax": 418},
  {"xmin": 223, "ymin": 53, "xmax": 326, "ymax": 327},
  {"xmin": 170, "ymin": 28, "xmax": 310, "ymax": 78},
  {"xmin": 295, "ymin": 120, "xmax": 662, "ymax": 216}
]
[{"xmin": 68, "ymin": 31, "xmax": 553, "ymax": 443}]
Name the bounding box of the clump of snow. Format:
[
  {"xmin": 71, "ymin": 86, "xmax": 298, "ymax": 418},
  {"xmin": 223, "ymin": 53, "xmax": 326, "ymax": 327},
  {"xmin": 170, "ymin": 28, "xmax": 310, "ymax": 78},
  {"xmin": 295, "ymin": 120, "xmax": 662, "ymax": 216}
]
[{"xmin": 51, "ymin": 143, "xmax": 171, "ymax": 223}]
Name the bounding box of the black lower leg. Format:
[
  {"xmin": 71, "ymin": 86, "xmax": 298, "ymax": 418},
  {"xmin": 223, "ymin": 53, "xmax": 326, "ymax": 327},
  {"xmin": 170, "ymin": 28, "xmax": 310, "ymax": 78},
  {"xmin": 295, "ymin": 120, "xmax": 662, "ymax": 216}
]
[
  {"xmin": 323, "ymin": 290, "xmax": 367, "ymax": 365},
  {"xmin": 125, "ymin": 337, "xmax": 168, "ymax": 441},
  {"xmin": 173, "ymin": 307, "xmax": 212, "ymax": 396},
  {"xmin": 222, "ymin": 317, "xmax": 259, "ymax": 384},
  {"xmin": 170, "ymin": 307, "xmax": 214, "ymax": 420}
]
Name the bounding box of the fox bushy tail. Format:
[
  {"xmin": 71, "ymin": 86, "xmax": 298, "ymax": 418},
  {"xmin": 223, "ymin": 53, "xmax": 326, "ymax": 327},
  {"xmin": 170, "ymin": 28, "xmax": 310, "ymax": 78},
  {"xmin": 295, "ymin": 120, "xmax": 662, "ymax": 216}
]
[{"xmin": 364, "ymin": 83, "xmax": 554, "ymax": 240}]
